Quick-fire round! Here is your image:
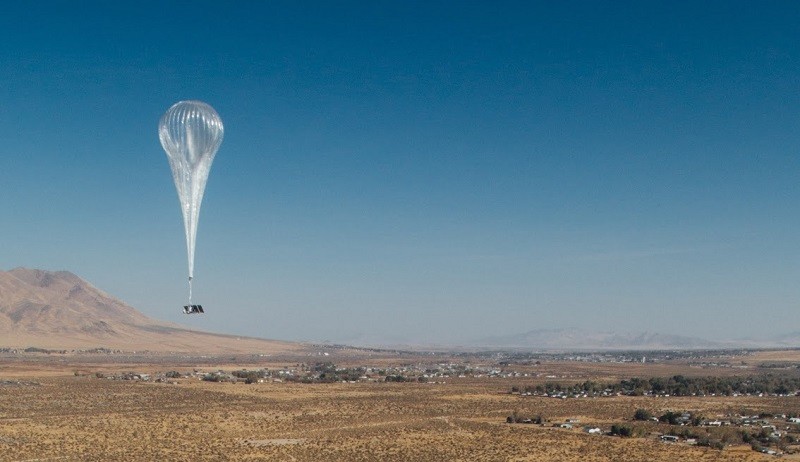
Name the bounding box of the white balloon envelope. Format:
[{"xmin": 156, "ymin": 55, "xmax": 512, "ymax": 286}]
[{"xmin": 159, "ymin": 100, "xmax": 224, "ymax": 307}]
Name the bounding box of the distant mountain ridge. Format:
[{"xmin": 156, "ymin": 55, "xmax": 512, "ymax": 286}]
[
  {"xmin": 476, "ymin": 328, "xmax": 799, "ymax": 350},
  {"xmin": 324, "ymin": 328, "xmax": 798, "ymax": 352},
  {"xmin": 477, "ymin": 328, "xmax": 722, "ymax": 350},
  {"xmin": 0, "ymin": 268, "xmax": 301, "ymax": 353},
  {"xmin": 4, "ymin": 268, "xmax": 793, "ymax": 353}
]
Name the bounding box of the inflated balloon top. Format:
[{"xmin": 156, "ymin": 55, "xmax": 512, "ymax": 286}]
[
  {"xmin": 159, "ymin": 101, "xmax": 224, "ymax": 167},
  {"xmin": 159, "ymin": 100, "xmax": 224, "ymax": 306}
]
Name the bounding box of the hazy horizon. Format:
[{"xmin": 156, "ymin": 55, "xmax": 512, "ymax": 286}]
[{"xmin": 2, "ymin": 1, "xmax": 799, "ymax": 344}]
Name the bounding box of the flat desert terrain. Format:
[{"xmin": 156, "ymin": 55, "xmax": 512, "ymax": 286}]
[{"xmin": 0, "ymin": 350, "xmax": 798, "ymax": 461}]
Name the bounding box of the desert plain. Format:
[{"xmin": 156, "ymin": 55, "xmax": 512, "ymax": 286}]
[{"xmin": 1, "ymin": 348, "xmax": 799, "ymax": 461}]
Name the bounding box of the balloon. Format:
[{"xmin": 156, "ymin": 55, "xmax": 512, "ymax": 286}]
[{"xmin": 159, "ymin": 100, "xmax": 224, "ymax": 305}]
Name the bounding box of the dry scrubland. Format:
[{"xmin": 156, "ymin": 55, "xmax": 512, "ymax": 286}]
[{"xmin": 0, "ymin": 354, "xmax": 797, "ymax": 461}]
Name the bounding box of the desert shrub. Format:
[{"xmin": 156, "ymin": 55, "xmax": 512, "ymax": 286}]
[
  {"xmin": 634, "ymin": 409, "xmax": 652, "ymax": 421},
  {"xmin": 697, "ymin": 437, "xmax": 724, "ymax": 450},
  {"xmin": 202, "ymin": 373, "xmax": 223, "ymax": 382}
]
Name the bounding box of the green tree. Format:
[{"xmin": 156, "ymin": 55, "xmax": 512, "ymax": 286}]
[
  {"xmin": 611, "ymin": 424, "xmax": 633, "ymax": 437},
  {"xmin": 659, "ymin": 411, "xmax": 681, "ymax": 425}
]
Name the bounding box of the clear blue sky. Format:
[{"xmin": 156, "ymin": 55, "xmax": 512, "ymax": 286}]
[{"xmin": 1, "ymin": 1, "xmax": 799, "ymax": 344}]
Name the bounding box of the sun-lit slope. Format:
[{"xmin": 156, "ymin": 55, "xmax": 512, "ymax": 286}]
[{"xmin": 0, "ymin": 268, "xmax": 302, "ymax": 353}]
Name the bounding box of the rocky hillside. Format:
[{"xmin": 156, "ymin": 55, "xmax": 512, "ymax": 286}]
[{"xmin": 0, "ymin": 268, "xmax": 301, "ymax": 353}]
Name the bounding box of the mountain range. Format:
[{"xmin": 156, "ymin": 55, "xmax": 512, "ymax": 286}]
[
  {"xmin": 476, "ymin": 328, "xmax": 800, "ymax": 350},
  {"xmin": 0, "ymin": 268, "xmax": 301, "ymax": 353},
  {"xmin": 1, "ymin": 268, "xmax": 796, "ymax": 352}
]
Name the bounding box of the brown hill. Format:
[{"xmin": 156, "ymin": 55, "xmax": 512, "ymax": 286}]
[{"xmin": 0, "ymin": 268, "xmax": 303, "ymax": 354}]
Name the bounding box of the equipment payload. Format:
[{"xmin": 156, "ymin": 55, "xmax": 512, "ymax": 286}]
[{"xmin": 183, "ymin": 305, "xmax": 204, "ymax": 314}]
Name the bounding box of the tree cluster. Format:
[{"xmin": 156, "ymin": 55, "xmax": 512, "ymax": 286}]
[
  {"xmin": 506, "ymin": 411, "xmax": 544, "ymax": 424},
  {"xmin": 231, "ymin": 369, "xmax": 270, "ymax": 384},
  {"xmin": 515, "ymin": 374, "xmax": 800, "ymax": 397},
  {"xmin": 610, "ymin": 424, "xmax": 633, "ymax": 437},
  {"xmin": 619, "ymin": 374, "xmax": 799, "ymax": 396}
]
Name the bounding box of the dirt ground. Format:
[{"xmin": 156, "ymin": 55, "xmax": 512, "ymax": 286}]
[{"xmin": 0, "ymin": 353, "xmax": 796, "ymax": 461}]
